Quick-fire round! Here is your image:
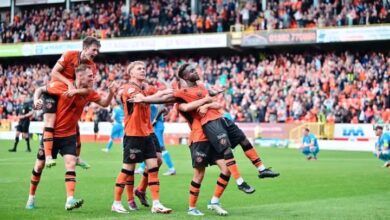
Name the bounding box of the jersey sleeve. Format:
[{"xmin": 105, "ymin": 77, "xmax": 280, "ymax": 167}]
[
  {"xmin": 46, "ymin": 81, "xmax": 68, "ymax": 96},
  {"xmin": 146, "ymin": 86, "xmax": 158, "ymax": 96},
  {"xmin": 57, "ymin": 51, "xmax": 73, "ymax": 68},
  {"xmin": 121, "ymin": 85, "xmax": 139, "ymax": 105},
  {"xmin": 87, "ymin": 91, "xmax": 102, "ymax": 103},
  {"xmin": 173, "ymin": 89, "xmax": 186, "ymax": 103}
]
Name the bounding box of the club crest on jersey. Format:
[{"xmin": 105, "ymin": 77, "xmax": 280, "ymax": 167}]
[{"xmin": 196, "ymin": 92, "xmax": 203, "ymax": 98}]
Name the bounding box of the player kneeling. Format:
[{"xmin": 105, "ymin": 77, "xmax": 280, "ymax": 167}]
[{"xmin": 374, "ymin": 126, "xmax": 390, "ymax": 167}]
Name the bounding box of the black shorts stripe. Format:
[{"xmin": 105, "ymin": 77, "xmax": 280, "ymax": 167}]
[{"xmin": 65, "ymin": 178, "xmax": 76, "ymax": 182}]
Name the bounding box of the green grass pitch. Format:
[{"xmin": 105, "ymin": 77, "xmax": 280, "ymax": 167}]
[{"xmin": 0, "ymin": 140, "xmax": 389, "ymax": 220}]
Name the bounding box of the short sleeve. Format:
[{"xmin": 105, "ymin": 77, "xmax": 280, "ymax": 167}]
[
  {"xmin": 121, "ymin": 85, "xmax": 139, "ymax": 105},
  {"xmin": 146, "ymin": 86, "xmax": 158, "ymax": 96},
  {"xmin": 57, "ymin": 51, "xmax": 73, "ymax": 68},
  {"xmin": 87, "ymin": 91, "xmax": 101, "ymax": 102},
  {"xmin": 47, "ymin": 81, "xmax": 68, "ymax": 96}
]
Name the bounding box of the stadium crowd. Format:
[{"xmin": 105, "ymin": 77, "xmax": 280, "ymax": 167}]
[
  {"xmin": 1, "ymin": 0, "xmax": 389, "ymax": 43},
  {"xmin": 1, "ymin": 50, "xmax": 389, "ymax": 124}
]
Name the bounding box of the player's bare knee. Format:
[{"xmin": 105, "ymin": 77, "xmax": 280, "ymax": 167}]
[
  {"xmin": 122, "ymin": 163, "xmax": 135, "ymax": 171},
  {"xmin": 64, "ymin": 156, "xmax": 77, "ymax": 169},
  {"xmin": 35, "ymin": 161, "xmax": 45, "ymax": 172},
  {"xmin": 145, "ymin": 158, "xmax": 158, "ymax": 169},
  {"xmin": 193, "ymin": 168, "xmax": 205, "ymax": 183}
]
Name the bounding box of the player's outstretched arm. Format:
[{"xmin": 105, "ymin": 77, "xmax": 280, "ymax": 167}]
[
  {"xmin": 63, "ymin": 88, "xmax": 91, "ymax": 97},
  {"xmin": 208, "ymin": 87, "xmax": 225, "ymax": 97},
  {"xmin": 95, "ymin": 82, "xmax": 117, "ymax": 107},
  {"xmin": 178, "ymin": 96, "xmax": 213, "ymax": 112},
  {"xmin": 130, "ymin": 89, "xmax": 176, "ymax": 104}
]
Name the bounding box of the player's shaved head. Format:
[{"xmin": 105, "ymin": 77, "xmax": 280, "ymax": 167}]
[{"xmin": 178, "ymin": 63, "xmax": 190, "ymax": 79}]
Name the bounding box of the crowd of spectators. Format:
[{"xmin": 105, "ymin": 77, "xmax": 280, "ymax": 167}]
[
  {"xmin": 1, "ymin": 50, "xmax": 389, "ymax": 124},
  {"xmin": 1, "ymin": 0, "xmax": 389, "ymax": 43}
]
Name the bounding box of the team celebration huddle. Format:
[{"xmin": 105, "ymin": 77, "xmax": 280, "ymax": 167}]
[{"xmin": 24, "ymin": 37, "xmax": 279, "ymax": 216}]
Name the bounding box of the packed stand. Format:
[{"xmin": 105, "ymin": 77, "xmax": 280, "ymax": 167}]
[
  {"xmin": 247, "ymin": 0, "xmax": 390, "ymax": 31},
  {"xmin": 1, "ymin": 0, "xmax": 389, "ymax": 43},
  {"xmin": 1, "ymin": 50, "xmax": 389, "ymax": 123}
]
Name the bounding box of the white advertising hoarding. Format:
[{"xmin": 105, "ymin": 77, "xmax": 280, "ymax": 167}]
[
  {"xmin": 317, "ymin": 26, "xmax": 390, "ymax": 43},
  {"xmin": 17, "ymin": 33, "xmax": 228, "ymax": 56},
  {"xmin": 333, "ymin": 124, "xmax": 390, "ymax": 141}
]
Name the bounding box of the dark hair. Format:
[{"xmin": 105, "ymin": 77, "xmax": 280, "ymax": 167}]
[
  {"xmin": 82, "ymin": 36, "xmax": 101, "ymax": 48},
  {"xmin": 304, "ymin": 128, "xmax": 310, "ymax": 132},
  {"xmin": 375, "ymin": 125, "xmax": 383, "ymax": 130},
  {"xmin": 177, "ymin": 63, "xmax": 190, "ymax": 79}
]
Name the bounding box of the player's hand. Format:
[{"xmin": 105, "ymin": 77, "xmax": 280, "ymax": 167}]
[
  {"xmin": 34, "ymin": 99, "xmax": 43, "ymax": 110},
  {"xmin": 128, "ymin": 93, "xmax": 145, "ymax": 103},
  {"xmin": 204, "ymin": 95, "xmax": 213, "ymax": 103},
  {"xmin": 376, "ymin": 151, "xmax": 381, "ymax": 158},
  {"xmin": 162, "ymin": 107, "xmax": 168, "ymax": 114},
  {"xmin": 198, "ymin": 106, "xmax": 208, "ymax": 117},
  {"xmin": 67, "ymin": 83, "xmax": 76, "ymax": 91},
  {"xmin": 109, "ymin": 82, "xmax": 119, "ymax": 93},
  {"xmin": 63, "ymin": 89, "xmax": 79, "ymax": 97}
]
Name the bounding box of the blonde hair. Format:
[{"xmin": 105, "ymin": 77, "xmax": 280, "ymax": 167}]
[
  {"xmin": 126, "ymin": 61, "xmax": 145, "ymax": 75},
  {"xmin": 75, "ymin": 64, "xmax": 92, "ymax": 75}
]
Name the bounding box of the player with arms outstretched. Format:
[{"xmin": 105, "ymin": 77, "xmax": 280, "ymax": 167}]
[{"xmin": 111, "ymin": 61, "xmax": 172, "ymax": 214}]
